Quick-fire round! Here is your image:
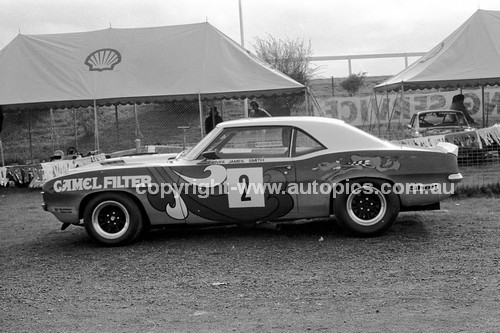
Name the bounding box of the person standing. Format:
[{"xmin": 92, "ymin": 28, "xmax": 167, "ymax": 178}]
[
  {"xmin": 249, "ymin": 101, "xmax": 271, "ymax": 117},
  {"xmin": 450, "ymin": 94, "xmax": 476, "ymax": 125},
  {"xmin": 204, "ymin": 107, "xmax": 223, "ymax": 134}
]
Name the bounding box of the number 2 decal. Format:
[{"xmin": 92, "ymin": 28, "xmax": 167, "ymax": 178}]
[
  {"xmin": 227, "ymin": 168, "xmax": 265, "ymax": 208},
  {"xmin": 238, "ymin": 175, "xmax": 252, "ymax": 202}
]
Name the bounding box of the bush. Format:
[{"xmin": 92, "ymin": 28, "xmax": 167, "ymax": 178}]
[{"xmin": 341, "ymin": 72, "xmax": 366, "ymax": 96}]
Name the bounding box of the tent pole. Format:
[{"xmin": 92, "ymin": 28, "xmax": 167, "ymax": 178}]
[
  {"xmin": 115, "ymin": 105, "xmax": 119, "ymax": 144},
  {"xmin": 74, "ymin": 109, "xmax": 78, "ymax": 150},
  {"xmin": 381, "ymin": 91, "xmax": 388, "ymax": 135},
  {"xmin": 134, "ymin": 103, "xmax": 139, "ymax": 138},
  {"xmin": 482, "ymin": 86, "xmax": 486, "ymax": 127},
  {"xmin": 238, "ymin": 1, "xmax": 249, "ymax": 119},
  {"xmin": 401, "ymin": 83, "xmax": 405, "ymax": 127},
  {"xmin": 93, "ymin": 100, "xmax": 100, "ymax": 152},
  {"xmin": 244, "ymin": 99, "xmax": 248, "ymax": 118},
  {"xmin": 211, "ymin": 99, "xmax": 216, "ymax": 130},
  {"xmin": 370, "ymin": 91, "xmax": 379, "ymax": 132},
  {"xmin": 0, "ymin": 139, "xmax": 4, "ymax": 167},
  {"xmin": 50, "ymin": 108, "xmax": 55, "ymax": 153},
  {"xmin": 28, "ymin": 110, "xmax": 33, "ymax": 163},
  {"xmin": 198, "ymin": 94, "xmax": 204, "ymax": 138},
  {"xmin": 305, "ymin": 89, "xmax": 310, "ymax": 115}
]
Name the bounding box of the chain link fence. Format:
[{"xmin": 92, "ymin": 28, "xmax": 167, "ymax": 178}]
[
  {"xmin": 0, "ymin": 94, "xmax": 309, "ymax": 165},
  {"xmin": 0, "ymin": 92, "xmax": 498, "ymax": 189},
  {"xmin": 362, "ymin": 123, "xmax": 500, "ymax": 189}
]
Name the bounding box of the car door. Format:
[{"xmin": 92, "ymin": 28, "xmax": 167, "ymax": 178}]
[
  {"xmin": 291, "ymin": 128, "xmax": 333, "ymax": 218},
  {"xmin": 174, "ymin": 126, "xmax": 298, "ymax": 223}
]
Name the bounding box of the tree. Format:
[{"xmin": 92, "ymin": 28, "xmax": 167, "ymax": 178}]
[
  {"xmin": 341, "ymin": 72, "xmax": 366, "ymax": 96},
  {"xmin": 253, "ymin": 35, "xmax": 317, "ymax": 87},
  {"xmin": 252, "ymin": 35, "xmax": 318, "ymax": 115}
]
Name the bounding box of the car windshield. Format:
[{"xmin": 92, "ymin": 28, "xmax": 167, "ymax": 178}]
[
  {"xmin": 182, "ymin": 127, "xmax": 223, "ymax": 161},
  {"xmin": 417, "ymin": 111, "xmax": 467, "ymax": 127}
]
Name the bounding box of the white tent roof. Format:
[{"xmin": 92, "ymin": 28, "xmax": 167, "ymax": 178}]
[
  {"xmin": 0, "ymin": 22, "xmax": 304, "ymax": 110},
  {"xmin": 375, "ymin": 10, "xmax": 500, "ymax": 92}
]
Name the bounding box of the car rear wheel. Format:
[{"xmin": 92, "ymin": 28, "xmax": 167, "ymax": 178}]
[
  {"xmin": 84, "ymin": 193, "xmax": 143, "ymax": 246},
  {"xmin": 333, "ymin": 178, "xmax": 399, "ymax": 236}
]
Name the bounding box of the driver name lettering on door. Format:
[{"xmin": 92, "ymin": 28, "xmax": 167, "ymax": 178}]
[{"xmin": 227, "ymin": 168, "xmax": 265, "ymax": 208}]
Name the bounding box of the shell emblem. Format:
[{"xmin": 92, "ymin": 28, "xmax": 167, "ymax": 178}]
[{"xmin": 84, "ymin": 48, "xmax": 121, "ymax": 71}]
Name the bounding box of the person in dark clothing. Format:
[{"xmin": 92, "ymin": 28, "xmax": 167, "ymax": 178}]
[
  {"xmin": 249, "ymin": 101, "xmax": 271, "ymax": 117},
  {"xmin": 450, "ymin": 94, "xmax": 476, "ymax": 125},
  {"xmin": 205, "ymin": 107, "xmax": 223, "ymax": 134}
]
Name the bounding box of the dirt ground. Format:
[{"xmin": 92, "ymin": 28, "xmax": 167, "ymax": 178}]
[{"xmin": 1, "ymin": 188, "xmax": 500, "ymax": 332}]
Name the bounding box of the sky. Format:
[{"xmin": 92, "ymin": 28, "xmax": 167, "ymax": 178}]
[{"xmin": 1, "ymin": 0, "xmax": 500, "ymax": 78}]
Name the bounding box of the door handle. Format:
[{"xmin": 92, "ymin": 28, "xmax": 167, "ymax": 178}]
[{"xmin": 274, "ymin": 164, "xmax": 293, "ymax": 170}]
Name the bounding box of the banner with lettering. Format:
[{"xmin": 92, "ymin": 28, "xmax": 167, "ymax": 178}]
[
  {"xmin": 29, "ymin": 154, "xmax": 107, "ymax": 187},
  {"xmin": 316, "ymin": 88, "xmax": 500, "ymax": 126},
  {"xmin": 0, "ymin": 154, "xmax": 106, "ymax": 188}
]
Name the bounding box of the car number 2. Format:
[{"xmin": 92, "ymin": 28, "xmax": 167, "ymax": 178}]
[{"xmin": 227, "ymin": 168, "xmax": 265, "ymax": 208}]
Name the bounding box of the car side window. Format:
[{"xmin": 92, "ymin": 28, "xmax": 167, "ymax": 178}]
[
  {"xmin": 292, "ymin": 129, "xmax": 325, "ymax": 157},
  {"xmin": 202, "ymin": 126, "xmax": 292, "ymax": 159}
]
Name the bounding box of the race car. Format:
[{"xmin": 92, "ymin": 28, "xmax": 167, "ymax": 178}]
[
  {"xmin": 405, "ymin": 109, "xmax": 477, "ymax": 137},
  {"xmin": 42, "ymin": 116, "xmax": 462, "ymax": 245},
  {"xmin": 404, "ymin": 109, "xmax": 498, "ymax": 163}
]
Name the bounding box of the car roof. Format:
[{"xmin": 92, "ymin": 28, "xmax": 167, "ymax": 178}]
[
  {"xmin": 216, "ymin": 116, "xmax": 394, "ymax": 151},
  {"xmin": 219, "ymin": 116, "xmax": 344, "ymax": 128},
  {"xmin": 416, "ymin": 109, "xmax": 462, "ymax": 115}
]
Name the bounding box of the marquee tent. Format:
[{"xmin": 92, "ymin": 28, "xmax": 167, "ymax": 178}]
[
  {"xmin": 0, "ymin": 22, "xmax": 304, "ymax": 110},
  {"xmin": 374, "ymin": 10, "xmax": 500, "ymax": 92}
]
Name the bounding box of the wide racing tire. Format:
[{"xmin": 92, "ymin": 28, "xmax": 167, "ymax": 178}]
[
  {"xmin": 84, "ymin": 193, "xmax": 143, "ymax": 246},
  {"xmin": 333, "ymin": 178, "xmax": 400, "ymax": 237}
]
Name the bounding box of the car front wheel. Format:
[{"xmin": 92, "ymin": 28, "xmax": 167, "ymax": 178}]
[
  {"xmin": 84, "ymin": 193, "xmax": 143, "ymax": 245},
  {"xmin": 333, "ymin": 179, "xmax": 399, "ymax": 236}
]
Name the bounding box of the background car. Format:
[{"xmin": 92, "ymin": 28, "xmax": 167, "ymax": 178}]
[
  {"xmin": 405, "ymin": 110, "xmax": 476, "ymax": 137},
  {"xmin": 42, "ymin": 116, "xmax": 462, "ymax": 245},
  {"xmin": 405, "ymin": 109, "xmax": 495, "ymax": 163}
]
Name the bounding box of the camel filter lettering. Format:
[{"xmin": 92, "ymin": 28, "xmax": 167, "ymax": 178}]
[{"xmin": 53, "ymin": 175, "xmax": 152, "ymax": 192}]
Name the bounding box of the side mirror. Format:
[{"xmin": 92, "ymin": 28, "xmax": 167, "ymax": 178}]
[{"xmin": 201, "ymin": 150, "xmax": 219, "ymax": 160}]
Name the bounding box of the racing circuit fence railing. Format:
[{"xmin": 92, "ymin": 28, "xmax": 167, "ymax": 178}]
[{"xmin": 0, "ymin": 92, "xmax": 498, "ymax": 190}]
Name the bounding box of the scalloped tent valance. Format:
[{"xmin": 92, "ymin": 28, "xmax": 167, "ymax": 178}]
[
  {"xmin": 0, "ymin": 22, "xmax": 304, "ymax": 111},
  {"xmin": 374, "ymin": 10, "xmax": 500, "ymax": 92}
]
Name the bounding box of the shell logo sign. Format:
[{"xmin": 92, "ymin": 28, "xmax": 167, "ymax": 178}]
[{"xmin": 84, "ymin": 48, "xmax": 121, "ymax": 71}]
